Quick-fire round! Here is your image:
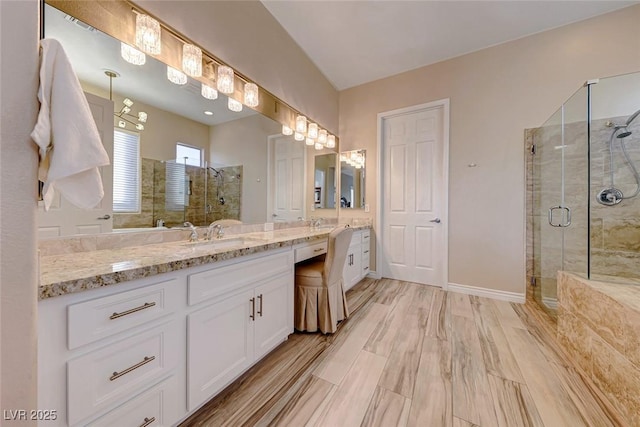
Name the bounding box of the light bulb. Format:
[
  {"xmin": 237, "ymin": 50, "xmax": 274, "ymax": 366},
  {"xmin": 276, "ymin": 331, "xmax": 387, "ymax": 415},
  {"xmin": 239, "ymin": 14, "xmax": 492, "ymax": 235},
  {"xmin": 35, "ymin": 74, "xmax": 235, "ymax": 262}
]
[
  {"xmin": 308, "ymin": 123, "xmax": 318, "ymax": 139},
  {"xmin": 167, "ymin": 66, "xmax": 187, "ymax": 85},
  {"xmin": 201, "ymin": 84, "xmax": 218, "ymax": 100},
  {"xmin": 244, "ymin": 82, "xmax": 259, "ymax": 108},
  {"xmin": 135, "ymin": 14, "xmax": 161, "ymax": 55},
  {"xmin": 296, "ymin": 115, "xmax": 307, "ymax": 133},
  {"xmin": 217, "ymin": 65, "xmax": 234, "ymax": 94},
  {"xmin": 182, "ymin": 44, "xmax": 202, "ymax": 77},
  {"xmin": 120, "ymin": 43, "xmax": 146, "ymax": 65},
  {"xmin": 327, "ymin": 134, "xmax": 336, "ymax": 148},
  {"xmin": 294, "ymin": 132, "xmax": 304, "ymax": 141},
  {"xmin": 228, "ymin": 97, "xmax": 243, "ymax": 112},
  {"xmin": 138, "ymin": 111, "xmax": 147, "ymax": 123},
  {"xmin": 305, "ymin": 137, "xmax": 314, "ymax": 146},
  {"xmin": 282, "ymin": 125, "xmax": 293, "ymax": 136}
]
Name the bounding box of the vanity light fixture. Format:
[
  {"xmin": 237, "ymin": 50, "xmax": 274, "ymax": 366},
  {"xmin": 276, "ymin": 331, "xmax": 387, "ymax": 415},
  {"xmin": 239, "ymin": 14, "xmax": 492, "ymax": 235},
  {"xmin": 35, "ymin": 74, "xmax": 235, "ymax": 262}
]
[
  {"xmin": 327, "ymin": 134, "xmax": 336, "ymax": 149},
  {"xmin": 106, "ymin": 70, "xmax": 148, "ymax": 132},
  {"xmin": 201, "ymin": 83, "xmax": 218, "ymax": 100},
  {"xmin": 318, "ymin": 129, "xmax": 327, "ymax": 144},
  {"xmin": 217, "ymin": 65, "xmax": 235, "ymax": 94},
  {"xmin": 282, "ymin": 125, "xmax": 293, "ymax": 136},
  {"xmin": 135, "ymin": 14, "xmax": 161, "ymax": 55},
  {"xmin": 182, "ymin": 44, "xmax": 202, "ymax": 77},
  {"xmin": 294, "ymin": 132, "xmax": 305, "ymax": 141},
  {"xmin": 314, "ymin": 142, "xmax": 323, "ymax": 150},
  {"xmin": 305, "ymin": 137, "xmax": 314, "ymax": 146},
  {"xmin": 308, "ymin": 122, "xmax": 319, "ymax": 139},
  {"xmin": 120, "ymin": 42, "xmax": 146, "ymax": 65},
  {"xmin": 228, "ymin": 98, "xmax": 243, "ymax": 112},
  {"xmin": 167, "ymin": 66, "xmax": 187, "ymax": 85},
  {"xmin": 244, "ymin": 82, "xmax": 259, "ymax": 108},
  {"xmin": 296, "ymin": 115, "xmax": 307, "ymax": 133}
]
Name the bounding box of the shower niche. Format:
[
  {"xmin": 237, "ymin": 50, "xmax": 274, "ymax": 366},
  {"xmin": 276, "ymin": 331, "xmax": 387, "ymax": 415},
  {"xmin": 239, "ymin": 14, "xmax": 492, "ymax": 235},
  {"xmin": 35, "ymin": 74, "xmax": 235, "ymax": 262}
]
[{"xmin": 527, "ymin": 71, "xmax": 640, "ymax": 315}]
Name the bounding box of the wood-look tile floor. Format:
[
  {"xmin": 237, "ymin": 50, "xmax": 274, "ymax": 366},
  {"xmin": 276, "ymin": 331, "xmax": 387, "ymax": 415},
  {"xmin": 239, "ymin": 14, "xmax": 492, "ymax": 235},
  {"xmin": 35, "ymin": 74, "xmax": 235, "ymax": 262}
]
[{"xmin": 180, "ymin": 278, "xmax": 627, "ymax": 427}]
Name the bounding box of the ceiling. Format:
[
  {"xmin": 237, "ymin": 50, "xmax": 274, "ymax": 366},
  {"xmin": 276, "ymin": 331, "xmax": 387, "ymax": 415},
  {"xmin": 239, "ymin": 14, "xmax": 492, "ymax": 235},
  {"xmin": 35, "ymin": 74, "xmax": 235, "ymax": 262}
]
[
  {"xmin": 45, "ymin": 4, "xmax": 257, "ymax": 127},
  {"xmin": 262, "ymin": 0, "xmax": 637, "ymax": 90}
]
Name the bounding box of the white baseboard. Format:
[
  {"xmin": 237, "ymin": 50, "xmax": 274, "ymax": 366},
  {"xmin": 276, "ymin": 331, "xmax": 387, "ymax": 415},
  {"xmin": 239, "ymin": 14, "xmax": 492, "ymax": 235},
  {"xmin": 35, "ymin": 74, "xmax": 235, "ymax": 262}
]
[
  {"xmin": 448, "ymin": 282, "xmax": 525, "ymax": 304},
  {"xmin": 367, "ymin": 271, "xmax": 382, "ymax": 279},
  {"xmin": 542, "ymin": 297, "xmax": 558, "ymax": 310}
]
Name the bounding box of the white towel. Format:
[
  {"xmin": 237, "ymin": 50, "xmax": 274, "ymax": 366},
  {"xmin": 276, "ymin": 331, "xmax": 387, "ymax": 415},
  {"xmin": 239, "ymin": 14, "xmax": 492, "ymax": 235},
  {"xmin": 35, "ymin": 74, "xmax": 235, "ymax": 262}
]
[{"xmin": 31, "ymin": 38, "xmax": 110, "ymax": 211}]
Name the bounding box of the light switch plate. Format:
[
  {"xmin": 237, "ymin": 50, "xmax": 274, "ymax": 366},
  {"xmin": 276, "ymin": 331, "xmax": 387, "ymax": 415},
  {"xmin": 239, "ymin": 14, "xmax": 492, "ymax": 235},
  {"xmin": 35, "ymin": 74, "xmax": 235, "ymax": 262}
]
[{"xmin": 365, "ymin": 204, "xmax": 370, "ymax": 213}]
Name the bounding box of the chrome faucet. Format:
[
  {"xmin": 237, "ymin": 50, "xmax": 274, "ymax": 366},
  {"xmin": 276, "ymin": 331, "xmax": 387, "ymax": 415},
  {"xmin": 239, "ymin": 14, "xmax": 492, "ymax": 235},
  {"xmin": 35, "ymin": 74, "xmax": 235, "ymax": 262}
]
[
  {"xmin": 206, "ymin": 223, "xmax": 225, "ymax": 240},
  {"xmin": 310, "ymin": 217, "xmax": 323, "ymax": 230},
  {"xmin": 184, "ymin": 222, "xmax": 198, "ymax": 242}
]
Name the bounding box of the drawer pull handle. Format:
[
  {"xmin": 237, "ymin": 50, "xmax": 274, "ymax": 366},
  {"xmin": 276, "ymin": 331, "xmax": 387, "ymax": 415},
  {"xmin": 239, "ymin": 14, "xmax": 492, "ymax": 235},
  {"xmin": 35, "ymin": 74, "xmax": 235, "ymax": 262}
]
[
  {"xmin": 110, "ymin": 302, "xmax": 156, "ymax": 320},
  {"xmin": 257, "ymin": 294, "xmax": 263, "ymax": 317},
  {"xmin": 250, "ymin": 297, "xmax": 255, "ymax": 321},
  {"xmin": 110, "ymin": 356, "xmax": 155, "ymax": 381},
  {"xmin": 364, "ymin": 250, "xmax": 369, "ymax": 254},
  {"xmin": 139, "ymin": 417, "xmax": 156, "ymax": 427},
  {"xmin": 313, "ymin": 248, "xmax": 324, "ymax": 253},
  {"xmin": 364, "ymin": 266, "xmax": 369, "ymax": 271}
]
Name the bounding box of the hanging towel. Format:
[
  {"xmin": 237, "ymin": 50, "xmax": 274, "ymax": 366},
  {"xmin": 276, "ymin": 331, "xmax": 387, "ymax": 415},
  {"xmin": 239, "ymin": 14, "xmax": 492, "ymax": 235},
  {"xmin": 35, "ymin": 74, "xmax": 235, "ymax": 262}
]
[{"xmin": 31, "ymin": 38, "xmax": 110, "ymax": 211}]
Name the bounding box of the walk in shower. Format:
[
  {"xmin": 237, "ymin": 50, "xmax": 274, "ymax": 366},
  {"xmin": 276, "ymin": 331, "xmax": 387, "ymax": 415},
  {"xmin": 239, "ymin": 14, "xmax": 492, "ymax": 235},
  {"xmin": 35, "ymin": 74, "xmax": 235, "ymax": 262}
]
[{"xmin": 527, "ymin": 71, "xmax": 640, "ymax": 315}]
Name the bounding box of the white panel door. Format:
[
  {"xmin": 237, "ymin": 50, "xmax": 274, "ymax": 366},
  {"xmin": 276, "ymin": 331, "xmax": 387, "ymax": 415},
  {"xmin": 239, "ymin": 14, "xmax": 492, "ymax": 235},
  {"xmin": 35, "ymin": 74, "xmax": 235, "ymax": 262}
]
[
  {"xmin": 381, "ymin": 107, "xmax": 445, "ymax": 286},
  {"xmin": 268, "ymin": 136, "xmax": 305, "ymax": 222},
  {"xmin": 38, "ymin": 92, "xmax": 114, "ymax": 238},
  {"xmin": 254, "ymin": 273, "xmax": 292, "ymax": 360}
]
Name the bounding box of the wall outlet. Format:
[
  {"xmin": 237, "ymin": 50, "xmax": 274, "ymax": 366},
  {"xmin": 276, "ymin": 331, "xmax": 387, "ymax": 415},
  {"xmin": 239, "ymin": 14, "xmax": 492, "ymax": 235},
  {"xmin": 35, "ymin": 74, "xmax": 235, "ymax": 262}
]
[
  {"xmin": 365, "ymin": 204, "xmax": 370, "ymax": 213},
  {"xmin": 264, "ymin": 222, "xmax": 274, "ymax": 232},
  {"xmin": 311, "ymin": 204, "xmax": 315, "ymax": 211}
]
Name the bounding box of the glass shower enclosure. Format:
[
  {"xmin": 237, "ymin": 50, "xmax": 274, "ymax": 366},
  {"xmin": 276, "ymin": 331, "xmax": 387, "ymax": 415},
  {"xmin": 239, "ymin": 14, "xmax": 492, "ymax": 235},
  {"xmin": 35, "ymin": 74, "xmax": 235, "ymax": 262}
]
[{"xmin": 529, "ymin": 71, "xmax": 640, "ymax": 315}]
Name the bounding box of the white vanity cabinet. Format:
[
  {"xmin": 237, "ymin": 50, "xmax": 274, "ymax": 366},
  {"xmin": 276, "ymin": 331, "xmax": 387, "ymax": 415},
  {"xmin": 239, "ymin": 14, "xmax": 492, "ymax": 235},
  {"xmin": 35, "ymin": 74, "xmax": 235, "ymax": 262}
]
[
  {"xmin": 343, "ymin": 229, "xmax": 371, "ymax": 291},
  {"xmin": 186, "ymin": 249, "xmax": 294, "ymax": 411}
]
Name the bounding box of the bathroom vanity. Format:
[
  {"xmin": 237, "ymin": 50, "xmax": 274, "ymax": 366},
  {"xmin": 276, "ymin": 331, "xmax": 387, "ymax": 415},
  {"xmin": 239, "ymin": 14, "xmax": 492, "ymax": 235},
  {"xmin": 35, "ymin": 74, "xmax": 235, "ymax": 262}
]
[{"xmin": 37, "ymin": 225, "xmax": 370, "ymax": 426}]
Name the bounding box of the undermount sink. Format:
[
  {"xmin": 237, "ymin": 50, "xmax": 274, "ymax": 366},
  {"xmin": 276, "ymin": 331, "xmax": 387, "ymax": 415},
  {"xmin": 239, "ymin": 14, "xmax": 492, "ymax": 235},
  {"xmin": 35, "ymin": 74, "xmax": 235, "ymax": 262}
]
[{"xmin": 182, "ymin": 237, "xmax": 262, "ymax": 250}]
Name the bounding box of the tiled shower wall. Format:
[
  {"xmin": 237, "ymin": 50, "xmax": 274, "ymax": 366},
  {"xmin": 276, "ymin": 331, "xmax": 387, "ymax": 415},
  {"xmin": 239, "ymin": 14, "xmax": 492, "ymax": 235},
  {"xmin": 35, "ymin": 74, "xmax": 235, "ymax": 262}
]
[
  {"xmin": 526, "ymin": 115, "xmax": 640, "ymax": 304},
  {"xmin": 114, "ymin": 159, "xmax": 242, "ymax": 229}
]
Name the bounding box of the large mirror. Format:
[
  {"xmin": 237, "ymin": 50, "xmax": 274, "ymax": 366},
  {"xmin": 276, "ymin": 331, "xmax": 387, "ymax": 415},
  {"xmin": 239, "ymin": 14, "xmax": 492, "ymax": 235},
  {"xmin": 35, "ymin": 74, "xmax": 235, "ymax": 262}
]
[
  {"xmin": 314, "ymin": 153, "xmax": 337, "ymax": 210},
  {"xmin": 340, "ymin": 150, "xmax": 366, "ymax": 209},
  {"xmin": 39, "ymin": 3, "xmax": 328, "ymax": 237}
]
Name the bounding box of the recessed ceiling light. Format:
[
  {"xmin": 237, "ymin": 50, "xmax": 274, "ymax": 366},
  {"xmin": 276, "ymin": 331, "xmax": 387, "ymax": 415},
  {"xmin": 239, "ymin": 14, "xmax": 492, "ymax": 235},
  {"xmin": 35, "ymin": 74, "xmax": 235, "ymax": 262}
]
[{"xmin": 204, "ymin": 111, "xmax": 213, "ymax": 116}]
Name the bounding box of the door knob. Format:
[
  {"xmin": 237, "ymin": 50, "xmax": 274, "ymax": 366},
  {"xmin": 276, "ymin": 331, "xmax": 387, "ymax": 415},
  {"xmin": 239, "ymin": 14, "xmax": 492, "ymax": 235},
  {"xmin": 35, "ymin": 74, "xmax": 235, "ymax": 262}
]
[
  {"xmin": 97, "ymin": 214, "xmax": 111, "ymax": 220},
  {"xmin": 430, "ymin": 218, "xmax": 441, "ymax": 223}
]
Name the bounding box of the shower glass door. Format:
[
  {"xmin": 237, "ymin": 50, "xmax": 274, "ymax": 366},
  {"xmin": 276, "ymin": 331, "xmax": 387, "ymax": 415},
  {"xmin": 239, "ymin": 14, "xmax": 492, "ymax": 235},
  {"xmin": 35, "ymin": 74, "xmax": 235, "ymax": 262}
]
[{"xmin": 532, "ymin": 86, "xmax": 588, "ymax": 315}]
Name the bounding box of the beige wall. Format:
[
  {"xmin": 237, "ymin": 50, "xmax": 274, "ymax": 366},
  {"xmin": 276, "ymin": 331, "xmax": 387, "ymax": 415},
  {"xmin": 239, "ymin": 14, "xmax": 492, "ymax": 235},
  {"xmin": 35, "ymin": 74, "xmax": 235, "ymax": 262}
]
[
  {"xmin": 339, "ymin": 5, "xmax": 640, "ymax": 294},
  {"xmin": 133, "ymin": 0, "xmax": 339, "ymax": 134},
  {"xmin": 0, "ymin": 0, "xmax": 39, "ymax": 421},
  {"xmin": 209, "ymin": 114, "xmax": 280, "ymax": 224},
  {"xmin": 81, "ymin": 82, "xmax": 210, "ymax": 161}
]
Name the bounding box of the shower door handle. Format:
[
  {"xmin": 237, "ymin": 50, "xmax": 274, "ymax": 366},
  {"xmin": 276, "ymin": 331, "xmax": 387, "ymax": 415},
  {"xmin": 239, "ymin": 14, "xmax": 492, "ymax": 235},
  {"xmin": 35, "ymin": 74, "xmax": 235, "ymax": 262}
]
[{"xmin": 548, "ymin": 206, "xmax": 571, "ymax": 227}]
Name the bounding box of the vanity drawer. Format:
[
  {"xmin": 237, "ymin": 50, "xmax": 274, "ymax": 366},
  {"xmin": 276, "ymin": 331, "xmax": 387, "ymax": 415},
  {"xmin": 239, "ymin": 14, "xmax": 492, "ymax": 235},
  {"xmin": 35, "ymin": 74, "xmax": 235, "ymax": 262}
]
[
  {"xmin": 294, "ymin": 240, "xmax": 327, "ymax": 263},
  {"xmin": 68, "ymin": 278, "xmax": 181, "ymax": 350},
  {"xmin": 87, "ymin": 375, "xmax": 181, "ymax": 427},
  {"xmin": 188, "ymin": 251, "xmax": 292, "ymax": 306},
  {"xmin": 361, "ymin": 230, "xmax": 370, "ymax": 244},
  {"xmin": 67, "ymin": 321, "xmax": 179, "ymax": 426}
]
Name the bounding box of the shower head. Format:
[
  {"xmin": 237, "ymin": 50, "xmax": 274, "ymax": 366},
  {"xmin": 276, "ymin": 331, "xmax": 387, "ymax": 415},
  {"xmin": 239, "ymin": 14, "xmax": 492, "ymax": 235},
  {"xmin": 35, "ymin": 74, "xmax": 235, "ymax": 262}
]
[
  {"xmin": 617, "ymin": 130, "xmax": 633, "ymax": 139},
  {"xmin": 626, "ymin": 108, "xmax": 640, "ymax": 126}
]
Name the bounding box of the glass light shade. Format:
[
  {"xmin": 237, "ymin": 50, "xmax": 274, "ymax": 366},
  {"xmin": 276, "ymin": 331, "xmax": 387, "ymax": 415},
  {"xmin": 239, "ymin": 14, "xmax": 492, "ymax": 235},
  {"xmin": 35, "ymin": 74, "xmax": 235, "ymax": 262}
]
[
  {"xmin": 123, "ymin": 98, "xmax": 134, "ymax": 107},
  {"xmin": 296, "ymin": 115, "xmax": 307, "ymax": 133},
  {"xmin": 340, "ymin": 154, "xmax": 347, "ymax": 162},
  {"xmin": 201, "ymin": 84, "xmax": 218, "ymax": 100},
  {"xmin": 122, "ymin": 106, "xmax": 131, "ymax": 114},
  {"xmin": 138, "ymin": 111, "xmax": 148, "ymax": 123},
  {"xmin": 136, "ymin": 123, "xmax": 145, "ymax": 131},
  {"xmin": 217, "ymin": 65, "xmax": 235, "ymax": 94},
  {"xmin": 318, "ymin": 129, "xmax": 327, "ymax": 144},
  {"xmin": 167, "ymin": 66, "xmax": 187, "ymax": 85},
  {"xmin": 118, "ymin": 120, "xmax": 126, "ymax": 128},
  {"xmin": 244, "ymin": 83, "xmax": 259, "ymax": 108},
  {"xmin": 294, "ymin": 132, "xmax": 304, "ymax": 141},
  {"xmin": 182, "ymin": 44, "xmax": 202, "ymax": 77},
  {"xmin": 135, "ymin": 14, "xmax": 161, "ymax": 55},
  {"xmin": 307, "ymin": 123, "xmax": 318, "ymax": 139},
  {"xmin": 355, "ymin": 163, "xmax": 362, "ymax": 169},
  {"xmin": 314, "ymin": 142, "xmax": 323, "ymax": 150},
  {"xmin": 228, "ymin": 98, "xmax": 243, "ymax": 112},
  {"xmin": 120, "ymin": 43, "xmax": 146, "ymax": 65},
  {"xmin": 305, "ymin": 138, "xmax": 314, "ymax": 146},
  {"xmin": 326, "ymin": 134, "xmax": 336, "ymax": 148},
  {"xmin": 282, "ymin": 125, "xmax": 293, "ymax": 136}
]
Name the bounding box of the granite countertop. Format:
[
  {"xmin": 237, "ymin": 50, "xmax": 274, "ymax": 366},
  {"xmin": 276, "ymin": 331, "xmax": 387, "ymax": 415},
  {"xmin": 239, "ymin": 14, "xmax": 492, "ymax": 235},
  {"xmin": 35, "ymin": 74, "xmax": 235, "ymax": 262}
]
[{"xmin": 39, "ymin": 225, "xmax": 371, "ymax": 300}]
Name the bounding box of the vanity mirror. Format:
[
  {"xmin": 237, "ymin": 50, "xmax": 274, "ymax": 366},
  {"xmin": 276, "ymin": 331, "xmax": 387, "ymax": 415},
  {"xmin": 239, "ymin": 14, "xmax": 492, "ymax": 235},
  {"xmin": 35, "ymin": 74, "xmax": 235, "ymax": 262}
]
[
  {"xmin": 39, "ymin": 2, "xmax": 337, "ymax": 238},
  {"xmin": 340, "ymin": 150, "xmax": 366, "ymax": 209},
  {"xmin": 314, "ymin": 153, "xmax": 337, "ymax": 210}
]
